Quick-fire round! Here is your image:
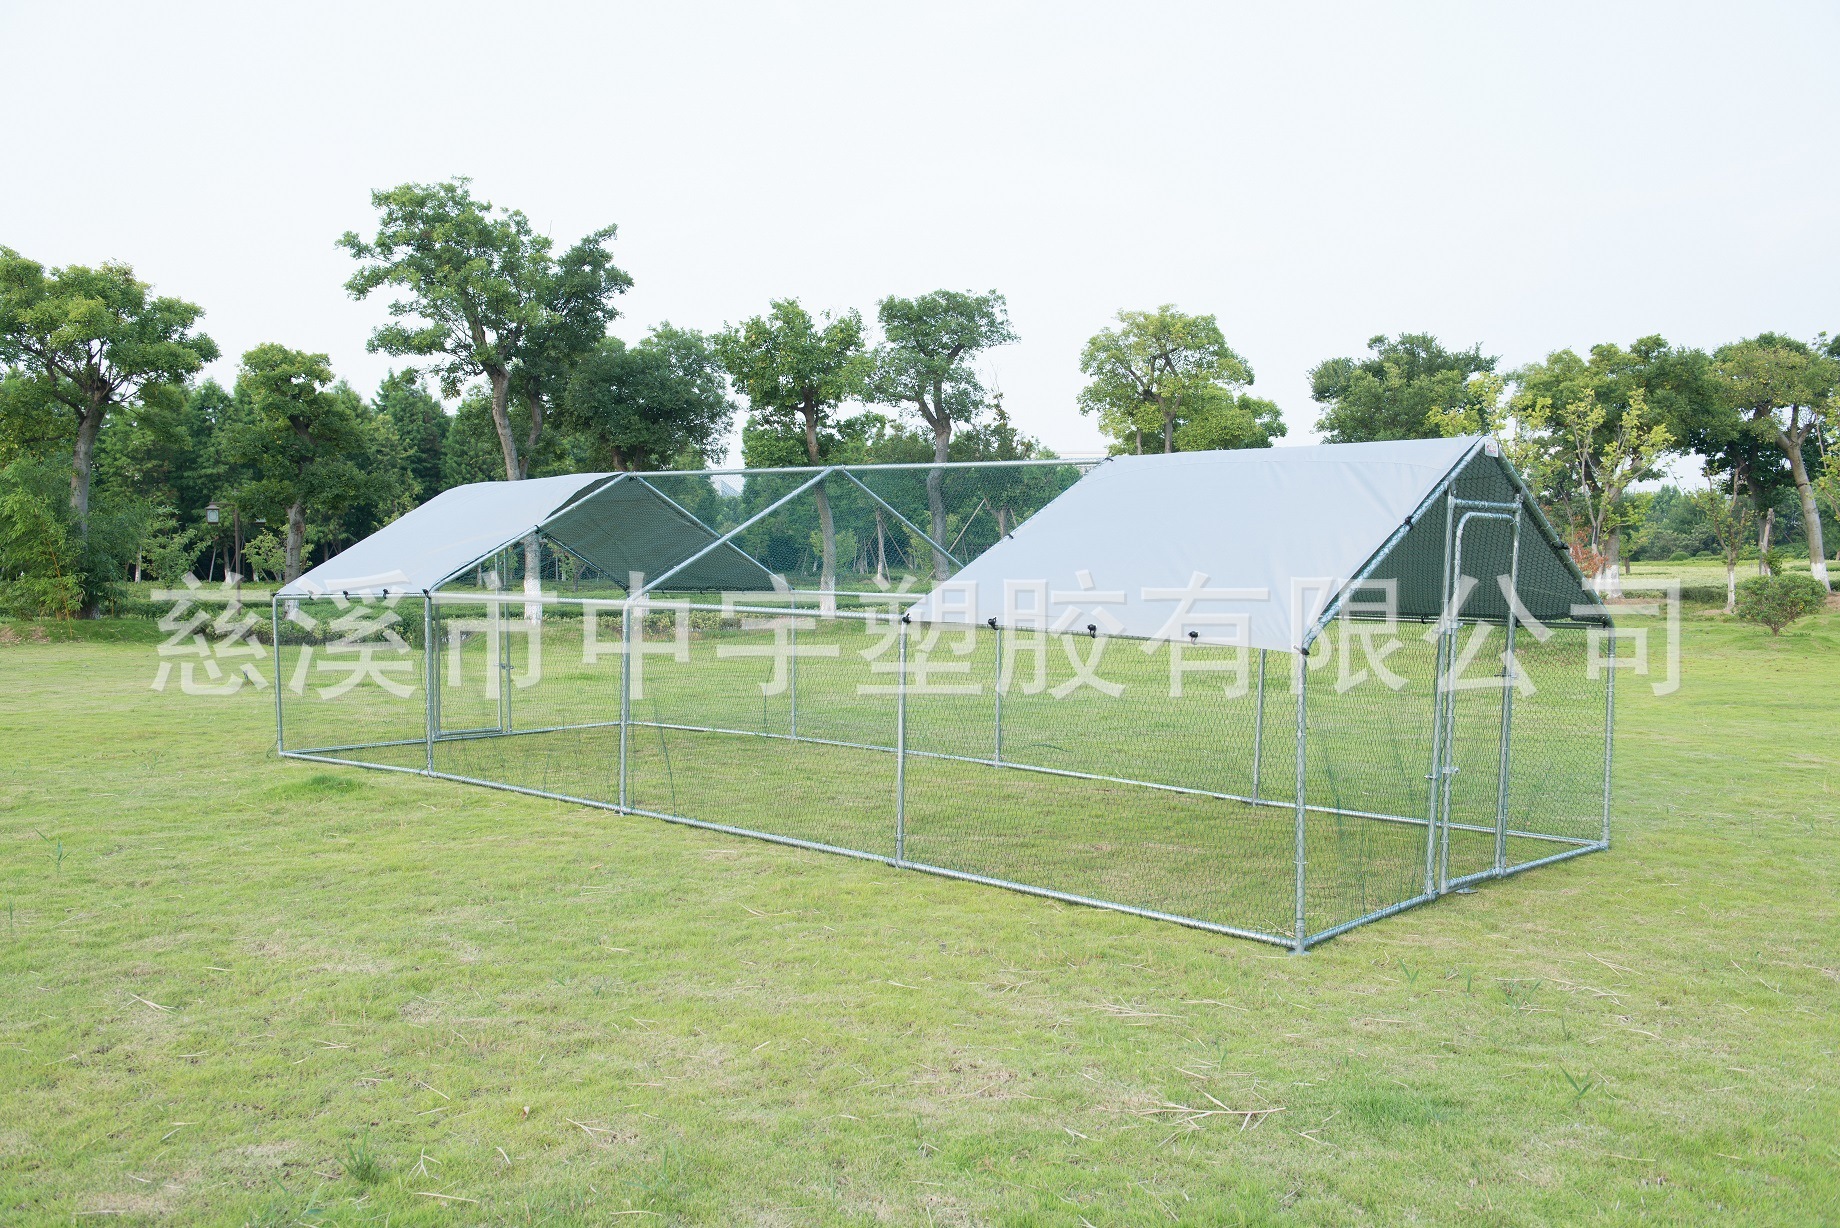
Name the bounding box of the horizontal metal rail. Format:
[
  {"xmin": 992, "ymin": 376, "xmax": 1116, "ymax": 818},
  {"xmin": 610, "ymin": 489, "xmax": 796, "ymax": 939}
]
[
  {"xmin": 1302, "ymin": 891, "xmax": 1440, "ymax": 948},
  {"xmin": 899, "ymin": 860, "xmax": 1293, "ymax": 947}
]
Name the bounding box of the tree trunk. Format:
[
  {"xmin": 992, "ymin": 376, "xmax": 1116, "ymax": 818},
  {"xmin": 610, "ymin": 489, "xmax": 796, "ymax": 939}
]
[
  {"xmin": 1782, "ymin": 440, "xmax": 1831, "ymax": 588},
  {"xmin": 68, "ymin": 398, "xmax": 104, "ymax": 535},
  {"xmin": 1160, "ymin": 393, "xmax": 1174, "ymax": 454},
  {"xmin": 522, "ymin": 534, "xmax": 543, "ymax": 623},
  {"xmin": 797, "ymin": 403, "xmax": 837, "ymax": 613},
  {"xmin": 927, "ymin": 425, "xmax": 952, "ymax": 580},
  {"xmin": 284, "ymin": 501, "xmax": 306, "ymax": 583},
  {"xmin": 1600, "ymin": 526, "xmax": 1624, "ymax": 600},
  {"xmin": 487, "ymin": 368, "xmax": 521, "ymax": 482},
  {"xmin": 874, "ymin": 504, "xmax": 887, "ymax": 582},
  {"xmin": 1725, "ymin": 558, "xmax": 1737, "ymax": 614},
  {"xmin": 1759, "ymin": 507, "xmax": 1775, "ymax": 574}
]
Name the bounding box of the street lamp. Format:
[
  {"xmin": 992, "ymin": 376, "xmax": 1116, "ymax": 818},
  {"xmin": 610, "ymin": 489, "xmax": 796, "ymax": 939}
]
[{"xmin": 205, "ymin": 501, "xmax": 221, "ymax": 525}]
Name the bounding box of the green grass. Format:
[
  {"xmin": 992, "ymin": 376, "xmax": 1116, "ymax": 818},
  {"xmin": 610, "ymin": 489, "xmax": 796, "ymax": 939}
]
[{"xmin": 2, "ymin": 604, "xmax": 1837, "ymax": 1223}]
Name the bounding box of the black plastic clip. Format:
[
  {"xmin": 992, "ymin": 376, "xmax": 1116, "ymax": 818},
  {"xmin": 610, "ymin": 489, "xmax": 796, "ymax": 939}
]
[
  {"xmin": 900, "ymin": 613, "xmax": 911, "ymax": 625},
  {"xmin": 1087, "ymin": 623, "xmax": 1097, "ymax": 638},
  {"xmin": 986, "ymin": 617, "xmax": 998, "ymax": 629},
  {"xmin": 1188, "ymin": 630, "xmax": 1199, "ymax": 641}
]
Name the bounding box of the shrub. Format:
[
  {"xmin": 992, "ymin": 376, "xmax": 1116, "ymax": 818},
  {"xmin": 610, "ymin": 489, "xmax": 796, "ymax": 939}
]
[{"xmin": 1734, "ymin": 573, "xmax": 1827, "ymax": 635}]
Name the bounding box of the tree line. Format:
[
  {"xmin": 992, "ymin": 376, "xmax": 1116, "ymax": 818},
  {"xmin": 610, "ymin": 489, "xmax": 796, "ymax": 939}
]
[{"xmin": 3, "ymin": 177, "xmax": 1833, "ymax": 616}]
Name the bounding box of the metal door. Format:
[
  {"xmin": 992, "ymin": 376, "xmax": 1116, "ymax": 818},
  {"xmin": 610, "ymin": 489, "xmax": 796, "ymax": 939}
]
[{"xmin": 1428, "ymin": 501, "xmax": 1523, "ymax": 892}]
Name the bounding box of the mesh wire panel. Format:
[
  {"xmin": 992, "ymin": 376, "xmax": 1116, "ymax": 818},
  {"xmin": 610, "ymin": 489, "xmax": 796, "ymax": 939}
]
[
  {"xmin": 626, "ymin": 605, "xmax": 898, "ymax": 857},
  {"xmin": 1504, "ymin": 627, "xmax": 1608, "ymax": 853},
  {"xmin": 275, "ymin": 593, "xmax": 428, "ymax": 763},
  {"xmin": 270, "ymin": 458, "xmax": 1612, "ymax": 949},
  {"xmin": 1300, "ymin": 625, "xmax": 1440, "ymax": 936},
  {"xmin": 900, "ymin": 625, "xmax": 1294, "ymax": 940}
]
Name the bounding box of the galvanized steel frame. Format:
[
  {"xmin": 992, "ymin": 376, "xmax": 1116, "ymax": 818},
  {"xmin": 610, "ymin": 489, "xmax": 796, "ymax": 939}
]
[{"xmin": 271, "ymin": 453, "xmax": 1612, "ymax": 951}]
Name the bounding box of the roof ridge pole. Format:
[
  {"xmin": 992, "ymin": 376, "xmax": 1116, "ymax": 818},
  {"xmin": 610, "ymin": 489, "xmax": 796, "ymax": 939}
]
[
  {"xmin": 835, "ymin": 469, "xmax": 964, "ymax": 574},
  {"xmin": 635, "ymin": 468, "xmax": 833, "ymax": 598},
  {"xmin": 1293, "ymin": 649, "xmax": 1308, "ymax": 954}
]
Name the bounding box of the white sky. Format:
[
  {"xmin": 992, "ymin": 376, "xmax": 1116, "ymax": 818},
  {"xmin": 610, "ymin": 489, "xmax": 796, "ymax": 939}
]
[{"xmin": 4, "ymin": 1, "xmax": 1835, "ymax": 465}]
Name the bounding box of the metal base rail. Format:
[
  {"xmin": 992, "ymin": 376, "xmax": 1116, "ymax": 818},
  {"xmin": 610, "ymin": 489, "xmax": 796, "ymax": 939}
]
[{"xmin": 279, "ymin": 736, "xmax": 1604, "ymax": 957}]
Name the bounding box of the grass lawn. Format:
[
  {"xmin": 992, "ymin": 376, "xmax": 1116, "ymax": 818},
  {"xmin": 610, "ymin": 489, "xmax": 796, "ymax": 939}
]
[{"xmin": 1, "ymin": 603, "xmax": 1837, "ymax": 1224}]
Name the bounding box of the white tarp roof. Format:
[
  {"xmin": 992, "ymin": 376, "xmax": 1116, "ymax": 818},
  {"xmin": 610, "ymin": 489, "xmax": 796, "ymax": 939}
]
[
  {"xmin": 280, "ymin": 472, "xmax": 773, "ymax": 597},
  {"xmin": 902, "ymin": 437, "xmax": 1483, "ymax": 654}
]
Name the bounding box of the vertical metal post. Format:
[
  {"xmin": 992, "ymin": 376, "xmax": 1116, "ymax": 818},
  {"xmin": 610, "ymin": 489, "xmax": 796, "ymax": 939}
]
[
  {"xmin": 1251, "ymin": 648, "xmax": 1267, "ymax": 801},
  {"xmin": 1426, "ymin": 492, "xmax": 1458, "ymax": 897},
  {"xmin": 271, "ymin": 594, "xmax": 285, "ymax": 753},
  {"xmin": 993, "ymin": 624, "xmax": 1003, "ymax": 765},
  {"xmin": 1293, "ymin": 650, "xmax": 1308, "ymax": 954},
  {"xmin": 1493, "ymin": 512, "xmax": 1523, "ymax": 873},
  {"xmin": 789, "ymin": 612, "xmax": 798, "ymax": 740},
  {"xmin": 619, "ymin": 601, "xmax": 631, "ymax": 810},
  {"xmin": 423, "ymin": 594, "xmax": 436, "ymax": 775},
  {"xmin": 895, "ymin": 620, "xmax": 908, "ymax": 865},
  {"xmin": 496, "ymin": 556, "xmax": 511, "ymax": 735},
  {"xmin": 1603, "ymin": 628, "xmax": 1615, "ymax": 847}
]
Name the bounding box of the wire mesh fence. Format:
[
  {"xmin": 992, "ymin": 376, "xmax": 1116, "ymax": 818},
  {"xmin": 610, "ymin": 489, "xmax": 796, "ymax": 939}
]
[{"xmin": 273, "ymin": 458, "xmax": 1613, "ymax": 950}]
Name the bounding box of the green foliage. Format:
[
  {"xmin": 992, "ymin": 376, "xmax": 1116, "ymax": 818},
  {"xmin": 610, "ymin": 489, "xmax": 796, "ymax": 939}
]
[
  {"xmin": 241, "ymin": 528, "xmax": 286, "ymax": 583},
  {"xmin": 1734, "ymin": 572, "xmax": 1826, "ymax": 634},
  {"xmin": 1078, "ymin": 305, "xmax": 1251, "ymax": 454},
  {"xmin": 1170, "ymin": 387, "xmax": 1285, "ymax": 453},
  {"xmin": 868, "ymin": 290, "xmax": 1015, "ymax": 454},
  {"xmin": 0, "ymin": 458, "xmax": 84, "ymax": 616},
  {"xmin": 0, "ymin": 247, "xmax": 217, "ymax": 536},
  {"xmin": 220, "ymin": 345, "xmax": 393, "ymax": 580},
  {"xmin": 136, "ymin": 503, "xmax": 209, "ymax": 585},
  {"xmin": 560, "ymin": 325, "xmax": 733, "ymax": 471},
  {"xmin": 1713, "ymin": 333, "xmax": 1838, "ymax": 583},
  {"xmin": 339, "ymin": 178, "xmax": 629, "ymax": 480},
  {"xmin": 1310, "ymin": 333, "xmax": 1495, "ymax": 443},
  {"xmin": 373, "ymin": 369, "xmax": 447, "ymax": 501},
  {"xmin": 718, "ymin": 300, "xmax": 867, "ymax": 463}
]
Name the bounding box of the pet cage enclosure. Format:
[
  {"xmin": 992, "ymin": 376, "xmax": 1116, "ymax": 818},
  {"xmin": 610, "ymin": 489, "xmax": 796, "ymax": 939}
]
[{"xmin": 273, "ymin": 437, "xmax": 1614, "ymax": 951}]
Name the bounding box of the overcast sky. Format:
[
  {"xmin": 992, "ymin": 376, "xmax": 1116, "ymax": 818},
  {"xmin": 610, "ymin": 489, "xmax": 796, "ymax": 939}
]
[{"xmin": 4, "ymin": 1, "xmax": 1835, "ymax": 463}]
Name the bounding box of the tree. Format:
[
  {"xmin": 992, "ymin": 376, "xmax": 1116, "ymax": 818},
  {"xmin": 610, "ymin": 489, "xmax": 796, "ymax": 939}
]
[
  {"xmin": 1692, "ymin": 463, "xmax": 1754, "ymax": 613},
  {"xmin": 718, "ymin": 301, "xmax": 866, "ymax": 603},
  {"xmin": 870, "ymin": 290, "xmax": 1016, "ymax": 577},
  {"xmin": 1170, "ymin": 386, "xmax": 1285, "ymax": 452},
  {"xmin": 222, "ymin": 345, "xmax": 371, "ymax": 582},
  {"xmin": 1077, "ymin": 306, "xmax": 1251, "ymax": 456},
  {"xmin": 1713, "ymin": 334, "xmax": 1838, "ymax": 589},
  {"xmin": 340, "ymin": 179, "xmax": 629, "ymax": 483},
  {"xmin": 559, "ymin": 325, "xmax": 733, "ymax": 472},
  {"xmin": 1516, "ymin": 377, "xmax": 1672, "ymax": 599},
  {"xmin": 1735, "ymin": 573, "xmax": 1826, "ymax": 635},
  {"xmin": 374, "ymin": 370, "xmax": 447, "ymax": 502},
  {"xmin": 1310, "ymin": 333, "xmax": 1495, "ymax": 443},
  {"xmin": 1513, "ymin": 342, "xmax": 1693, "ymax": 597},
  {"xmin": 340, "ymin": 179, "xmax": 629, "ymax": 612},
  {"xmin": 0, "ymin": 249, "xmax": 216, "ymax": 550}
]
